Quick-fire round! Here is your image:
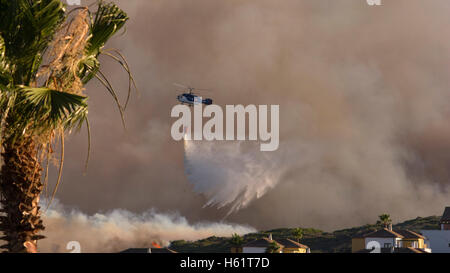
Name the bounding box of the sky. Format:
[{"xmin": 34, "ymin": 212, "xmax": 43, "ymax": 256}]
[{"xmin": 38, "ymin": 0, "xmax": 450, "ymax": 251}]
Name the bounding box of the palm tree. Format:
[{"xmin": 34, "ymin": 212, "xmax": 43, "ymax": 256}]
[
  {"xmin": 292, "ymin": 228, "xmax": 304, "ymax": 243},
  {"xmin": 229, "ymin": 233, "xmax": 243, "ymax": 253},
  {"xmin": 0, "ymin": 0, "xmax": 134, "ymax": 253},
  {"xmin": 377, "ymin": 214, "xmax": 392, "ymax": 229},
  {"xmin": 230, "ymin": 233, "xmax": 243, "ymax": 247}
]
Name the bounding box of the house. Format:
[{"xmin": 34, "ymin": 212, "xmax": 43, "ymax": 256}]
[
  {"xmin": 276, "ymin": 238, "xmax": 310, "ymax": 253},
  {"xmin": 355, "ymin": 247, "xmax": 429, "ymax": 253},
  {"xmin": 230, "ymin": 246, "xmax": 242, "ymax": 253},
  {"xmin": 440, "ymin": 206, "xmax": 450, "ymax": 230},
  {"xmin": 242, "ymin": 237, "xmax": 283, "ymax": 253},
  {"xmin": 241, "ymin": 234, "xmax": 309, "ymax": 253},
  {"xmin": 363, "ymin": 228, "xmax": 405, "ymax": 249},
  {"xmin": 395, "ymin": 230, "xmax": 426, "ymax": 249},
  {"xmin": 351, "ymin": 235, "xmax": 365, "ymax": 253},
  {"xmin": 120, "ymin": 247, "xmax": 177, "ymax": 253},
  {"xmin": 421, "ymin": 206, "xmax": 450, "ymax": 253},
  {"xmin": 352, "ymin": 227, "xmax": 430, "ymax": 253}
]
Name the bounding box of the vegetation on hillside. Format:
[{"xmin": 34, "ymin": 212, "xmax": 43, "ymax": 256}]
[{"xmin": 169, "ymin": 216, "xmax": 440, "ymax": 253}]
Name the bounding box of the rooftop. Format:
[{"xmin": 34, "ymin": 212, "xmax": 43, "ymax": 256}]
[
  {"xmin": 394, "ymin": 229, "xmax": 425, "ymax": 239},
  {"xmin": 363, "ymin": 228, "xmax": 404, "ymax": 239},
  {"xmin": 441, "ymin": 207, "xmax": 450, "ymax": 223},
  {"xmin": 276, "ymin": 238, "xmax": 309, "ymax": 249},
  {"xmin": 243, "ymin": 238, "xmax": 284, "ymax": 248},
  {"xmin": 120, "ymin": 248, "xmax": 177, "ymax": 253}
]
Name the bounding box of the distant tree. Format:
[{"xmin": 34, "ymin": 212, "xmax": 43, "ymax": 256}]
[
  {"xmin": 230, "ymin": 233, "xmax": 243, "ymax": 247},
  {"xmin": 377, "ymin": 214, "xmax": 392, "ymax": 228},
  {"xmin": 266, "ymin": 241, "xmax": 281, "ymax": 253},
  {"xmin": 292, "ymin": 228, "xmax": 304, "ymax": 243}
]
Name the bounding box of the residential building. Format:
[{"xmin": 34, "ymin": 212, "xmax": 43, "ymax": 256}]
[
  {"xmin": 355, "ymin": 247, "xmax": 429, "ymax": 253},
  {"xmin": 242, "ymin": 237, "xmax": 282, "ymax": 253},
  {"xmin": 363, "ymin": 228, "xmax": 404, "ymax": 249},
  {"xmin": 352, "ymin": 228, "xmax": 430, "ymax": 253},
  {"xmin": 230, "ymin": 246, "xmax": 242, "ymax": 253},
  {"xmin": 242, "ymin": 234, "xmax": 309, "ymax": 253},
  {"xmin": 395, "ymin": 230, "xmax": 426, "ymax": 249},
  {"xmin": 440, "ymin": 206, "xmax": 450, "ymax": 230},
  {"xmin": 351, "ymin": 235, "xmax": 365, "ymax": 253},
  {"xmin": 276, "ymin": 238, "xmax": 310, "ymax": 253},
  {"xmin": 421, "ymin": 207, "xmax": 450, "ymax": 253},
  {"xmin": 120, "ymin": 247, "xmax": 177, "ymax": 253}
]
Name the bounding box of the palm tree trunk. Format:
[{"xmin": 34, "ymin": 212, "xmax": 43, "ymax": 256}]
[{"xmin": 0, "ymin": 137, "xmax": 45, "ymax": 253}]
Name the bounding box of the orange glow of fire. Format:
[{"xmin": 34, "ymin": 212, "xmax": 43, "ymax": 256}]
[{"xmin": 152, "ymin": 242, "xmax": 162, "ymax": 248}]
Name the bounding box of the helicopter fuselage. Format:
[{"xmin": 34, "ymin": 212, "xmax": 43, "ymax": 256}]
[{"xmin": 177, "ymin": 93, "xmax": 212, "ymax": 106}]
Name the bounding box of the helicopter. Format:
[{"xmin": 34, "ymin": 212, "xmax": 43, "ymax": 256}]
[{"xmin": 174, "ymin": 83, "xmax": 213, "ymax": 106}]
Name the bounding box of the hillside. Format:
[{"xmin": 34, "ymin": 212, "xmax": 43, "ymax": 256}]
[{"xmin": 169, "ymin": 216, "xmax": 441, "ymax": 253}]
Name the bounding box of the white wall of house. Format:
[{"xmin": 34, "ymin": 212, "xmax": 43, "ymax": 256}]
[
  {"xmin": 242, "ymin": 247, "xmax": 267, "ymax": 253},
  {"xmin": 420, "ymin": 230, "xmax": 450, "ymax": 253},
  {"xmin": 364, "ymin": 237, "xmax": 399, "ymax": 249}
]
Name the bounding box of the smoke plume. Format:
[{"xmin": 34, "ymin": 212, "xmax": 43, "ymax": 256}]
[
  {"xmin": 46, "ymin": 0, "xmax": 450, "ymax": 231},
  {"xmin": 37, "ymin": 200, "xmax": 255, "ymax": 253}
]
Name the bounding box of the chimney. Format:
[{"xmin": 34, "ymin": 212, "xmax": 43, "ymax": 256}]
[
  {"xmin": 388, "ymin": 223, "xmax": 393, "ymax": 231},
  {"xmin": 268, "ymin": 233, "xmax": 273, "ymax": 241}
]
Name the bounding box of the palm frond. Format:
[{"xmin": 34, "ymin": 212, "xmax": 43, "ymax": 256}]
[
  {"xmin": 0, "ymin": 0, "xmax": 65, "ymax": 85},
  {"xmin": 102, "ymin": 49, "xmax": 139, "ymax": 110},
  {"xmin": 79, "ymin": 1, "xmax": 128, "ymax": 84},
  {"xmin": 94, "ymin": 70, "xmax": 126, "ymax": 129},
  {"xmin": 83, "ymin": 117, "xmax": 91, "ymax": 174},
  {"xmin": 86, "ymin": 1, "xmax": 128, "ymax": 57},
  {"xmin": 14, "ymin": 87, "xmax": 88, "ymax": 136},
  {"xmin": 46, "ymin": 131, "xmax": 64, "ymax": 211}
]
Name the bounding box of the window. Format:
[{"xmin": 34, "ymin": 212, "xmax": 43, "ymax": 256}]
[{"xmin": 384, "ymin": 243, "xmax": 392, "ymax": 248}]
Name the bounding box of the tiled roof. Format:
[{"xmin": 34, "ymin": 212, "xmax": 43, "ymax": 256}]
[
  {"xmin": 351, "ymin": 234, "xmax": 366, "ymax": 239},
  {"xmin": 395, "ymin": 247, "xmax": 426, "ymax": 253},
  {"xmin": 276, "ymin": 238, "xmax": 309, "ymax": 249},
  {"xmin": 119, "ymin": 247, "xmax": 177, "ymax": 253},
  {"xmin": 441, "ymin": 207, "xmax": 450, "ymax": 223},
  {"xmin": 243, "ymin": 238, "xmax": 284, "ymax": 248},
  {"xmin": 394, "ymin": 229, "xmax": 425, "ymax": 239},
  {"xmin": 363, "ymin": 228, "xmax": 404, "ymax": 238}
]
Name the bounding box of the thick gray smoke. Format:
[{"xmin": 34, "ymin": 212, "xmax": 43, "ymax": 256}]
[
  {"xmin": 37, "ymin": 200, "xmax": 255, "ymax": 253},
  {"xmin": 46, "ymin": 0, "xmax": 450, "ymax": 232}
]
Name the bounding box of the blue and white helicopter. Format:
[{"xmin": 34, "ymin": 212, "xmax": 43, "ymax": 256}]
[{"xmin": 174, "ymin": 83, "xmax": 213, "ymax": 106}]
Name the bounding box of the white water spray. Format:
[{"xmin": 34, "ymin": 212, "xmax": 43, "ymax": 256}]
[{"xmin": 183, "ymin": 139, "xmax": 288, "ymax": 215}]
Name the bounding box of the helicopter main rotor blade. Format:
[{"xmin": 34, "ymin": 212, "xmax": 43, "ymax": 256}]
[{"xmin": 173, "ymin": 83, "xmax": 189, "ymax": 89}]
